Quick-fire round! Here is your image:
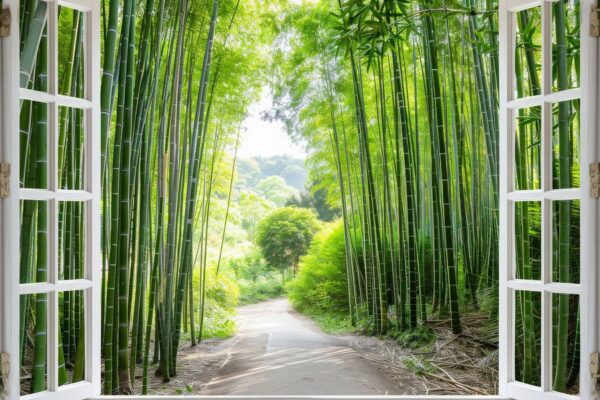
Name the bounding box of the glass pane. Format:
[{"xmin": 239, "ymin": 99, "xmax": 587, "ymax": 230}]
[
  {"xmin": 514, "ymin": 291, "xmax": 542, "ymax": 386},
  {"xmin": 58, "ymin": 6, "xmax": 86, "ymax": 98},
  {"xmin": 515, "ymin": 290, "xmax": 541, "ymax": 387},
  {"xmin": 20, "ymin": 293, "xmax": 48, "ymax": 394},
  {"xmin": 59, "ymin": 202, "xmax": 86, "ymax": 280},
  {"xmin": 515, "ymin": 106, "xmax": 541, "ymax": 190},
  {"xmin": 58, "ymin": 290, "xmax": 86, "ymax": 386},
  {"xmin": 552, "ymin": 294, "xmax": 579, "ymax": 395},
  {"xmin": 552, "ymin": 200, "xmax": 580, "ymax": 284},
  {"xmin": 20, "ymin": 100, "xmax": 48, "ymax": 189},
  {"xmin": 552, "ymin": 0, "xmax": 580, "ymax": 92},
  {"xmin": 58, "ymin": 106, "xmax": 85, "ymax": 190},
  {"xmin": 20, "ymin": 201, "xmax": 48, "ymax": 284},
  {"xmin": 514, "ymin": 202, "xmax": 542, "ymax": 281},
  {"xmin": 20, "ymin": 3, "xmax": 48, "ymax": 91},
  {"xmin": 552, "ymin": 99, "xmax": 580, "ymax": 189},
  {"xmin": 514, "ymin": 6, "xmax": 542, "ymax": 99}
]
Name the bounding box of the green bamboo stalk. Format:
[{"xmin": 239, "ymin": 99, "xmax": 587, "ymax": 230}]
[{"xmin": 552, "ymin": 1, "xmax": 574, "ymax": 392}]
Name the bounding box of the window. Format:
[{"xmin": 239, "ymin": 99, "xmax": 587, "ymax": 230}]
[
  {"xmin": 1, "ymin": 0, "xmax": 101, "ymax": 399},
  {"xmin": 499, "ymin": 0, "xmax": 597, "ymax": 399}
]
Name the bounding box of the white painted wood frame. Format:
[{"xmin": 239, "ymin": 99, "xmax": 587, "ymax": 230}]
[
  {"xmin": 499, "ymin": 0, "xmax": 598, "ymax": 399},
  {"xmin": 0, "ymin": 0, "xmax": 101, "ymax": 399}
]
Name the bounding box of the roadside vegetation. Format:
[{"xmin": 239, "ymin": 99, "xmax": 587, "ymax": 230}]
[{"xmin": 286, "ymin": 221, "xmax": 352, "ymax": 334}]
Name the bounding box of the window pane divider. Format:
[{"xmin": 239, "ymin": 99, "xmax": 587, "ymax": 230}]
[
  {"xmin": 501, "ymin": 0, "xmax": 597, "ymax": 398},
  {"xmin": 57, "ymin": 0, "xmax": 92, "ymax": 13},
  {"xmin": 506, "ymin": 188, "xmax": 580, "ymax": 202},
  {"xmin": 55, "ymin": 190, "xmax": 93, "ymax": 201},
  {"xmin": 507, "ymin": 89, "xmax": 581, "ymax": 110},
  {"xmin": 509, "ymin": 0, "xmax": 542, "ymax": 12},
  {"xmin": 21, "ymin": 382, "xmax": 93, "ymax": 400},
  {"xmin": 506, "ymin": 280, "xmax": 581, "ymax": 294},
  {"xmin": 507, "ymin": 382, "xmax": 579, "ymax": 400},
  {"xmin": 19, "ymin": 89, "xmax": 54, "ymax": 104},
  {"xmin": 56, "ymin": 95, "xmax": 92, "ymax": 109},
  {"xmin": 20, "ymin": 89, "xmax": 92, "ymax": 110},
  {"xmin": 19, "ymin": 189, "xmax": 93, "ymax": 201}
]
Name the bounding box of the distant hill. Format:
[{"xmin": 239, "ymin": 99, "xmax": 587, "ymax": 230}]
[{"xmin": 236, "ymin": 155, "xmax": 307, "ymax": 192}]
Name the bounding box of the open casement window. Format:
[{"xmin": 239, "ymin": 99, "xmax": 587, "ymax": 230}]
[
  {"xmin": 0, "ymin": 0, "xmax": 101, "ymax": 399},
  {"xmin": 499, "ymin": 0, "xmax": 598, "ymax": 399}
]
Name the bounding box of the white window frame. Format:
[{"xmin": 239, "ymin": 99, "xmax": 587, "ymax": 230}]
[
  {"xmin": 499, "ymin": 0, "xmax": 598, "ymax": 399},
  {"xmin": 0, "ymin": 0, "xmax": 101, "ymax": 399},
  {"xmin": 0, "ymin": 0, "xmax": 596, "ymax": 400}
]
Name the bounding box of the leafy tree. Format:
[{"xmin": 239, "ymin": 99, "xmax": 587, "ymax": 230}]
[
  {"xmin": 228, "ymin": 249, "xmax": 271, "ymax": 282},
  {"xmin": 236, "ymin": 158, "xmax": 262, "ymax": 188},
  {"xmin": 286, "ymin": 221, "xmax": 349, "ymax": 314},
  {"xmin": 256, "ymin": 175, "xmax": 299, "ymax": 207},
  {"xmin": 256, "ymin": 207, "xmax": 320, "ymax": 275},
  {"xmin": 285, "ymin": 188, "xmax": 339, "ymax": 222},
  {"xmin": 238, "ymin": 192, "xmax": 275, "ymax": 241},
  {"xmin": 281, "ymin": 164, "xmax": 307, "ymax": 190},
  {"xmin": 236, "ymin": 155, "xmax": 307, "ymax": 191}
]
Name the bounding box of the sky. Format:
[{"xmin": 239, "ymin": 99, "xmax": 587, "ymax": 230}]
[{"xmin": 238, "ymin": 89, "xmax": 307, "ymax": 159}]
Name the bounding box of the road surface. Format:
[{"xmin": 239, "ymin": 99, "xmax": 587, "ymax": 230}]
[{"xmin": 199, "ymin": 298, "xmax": 406, "ymax": 395}]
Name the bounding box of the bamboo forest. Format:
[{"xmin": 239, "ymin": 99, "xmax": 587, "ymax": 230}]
[{"xmin": 15, "ymin": 0, "xmax": 583, "ymax": 396}]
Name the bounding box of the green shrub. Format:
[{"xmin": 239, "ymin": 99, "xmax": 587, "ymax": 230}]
[
  {"xmin": 225, "ymin": 248, "xmax": 285, "ymax": 305},
  {"xmin": 286, "ymin": 220, "xmax": 349, "ymax": 314},
  {"xmin": 394, "ymin": 325, "xmax": 436, "ymax": 349},
  {"xmin": 191, "ymin": 266, "xmax": 239, "ymax": 339},
  {"xmin": 238, "ymin": 273, "xmax": 285, "ymax": 305},
  {"xmin": 228, "ymin": 248, "xmax": 271, "ymax": 282}
]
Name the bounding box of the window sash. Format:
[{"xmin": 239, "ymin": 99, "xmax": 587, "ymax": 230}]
[
  {"xmin": 499, "ymin": 0, "xmax": 598, "ymax": 399},
  {"xmin": 0, "ymin": 0, "xmax": 101, "ymax": 399}
]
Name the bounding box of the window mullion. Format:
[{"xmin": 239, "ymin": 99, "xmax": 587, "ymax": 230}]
[
  {"xmin": 86, "ymin": 0, "xmax": 101, "ymax": 392},
  {"xmin": 540, "ymin": 0, "xmax": 552, "ymax": 391}
]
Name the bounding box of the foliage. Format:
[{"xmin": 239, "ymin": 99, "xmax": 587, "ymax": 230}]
[
  {"xmin": 285, "ymin": 185, "xmax": 340, "ymax": 222},
  {"xmin": 256, "ymin": 207, "xmax": 320, "ymax": 274},
  {"xmin": 266, "ymin": 0, "xmax": 500, "ymax": 338},
  {"xmin": 18, "ymin": 0, "xmax": 582, "ymax": 396},
  {"xmin": 237, "ymin": 155, "xmax": 308, "ymax": 191},
  {"xmin": 286, "ymin": 221, "xmax": 349, "ymax": 314},
  {"xmin": 238, "ymin": 275, "xmax": 286, "ymax": 305},
  {"xmin": 228, "ymin": 248, "xmax": 272, "ymax": 281},
  {"xmin": 19, "ymin": 0, "xmax": 289, "ymax": 394},
  {"xmin": 222, "ymin": 248, "xmax": 285, "ymax": 305},
  {"xmin": 256, "ymin": 175, "xmax": 300, "ymax": 207},
  {"xmin": 236, "ymin": 192, "xmax": 275, "ymax": 242},
  {"xmin": 394, "ymin": 326, "xmax": 436, "ymax": 350},
  {"xmin": 269, "ymin": 0, "xmax": 580, "ymax": 394},
  {"xmin": 190, "ymin": 267, "xmax": 239, "ymax": 339},
  {"xmin": 295, "ymin": 309, "xmax": 353, "ymax": 335}
]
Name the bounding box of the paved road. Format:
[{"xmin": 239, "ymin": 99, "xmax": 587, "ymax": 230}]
[{"xmin": 199, "ymin": 298, "xmax": 404, "ymax": 395}]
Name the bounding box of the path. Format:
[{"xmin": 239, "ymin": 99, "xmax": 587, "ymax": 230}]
[{"xmin": 199, "ymin": 298, "xmax": 407, "ymax": 395}]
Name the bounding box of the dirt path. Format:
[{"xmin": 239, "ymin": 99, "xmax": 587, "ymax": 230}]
[{"xmin": 199, "ymin": 298, "xmax": 420, "ymax": 395}]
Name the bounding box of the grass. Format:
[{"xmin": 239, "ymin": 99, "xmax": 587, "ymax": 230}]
[
  {"xmin": 393, "ymin": 326, "xmax": 436, "ymax": 349},
  {"xmin": 238, "ymin": 275, "xmax": 285, "ymax": 305},
  {"xmin": 293, "ymin": 307, "xmax": 353, "ymax": 335}
]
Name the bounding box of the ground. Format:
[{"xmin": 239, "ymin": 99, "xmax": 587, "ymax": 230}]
[{"xmin": 143, "ymin": 298, "xmax": 497, "ymax": 396}]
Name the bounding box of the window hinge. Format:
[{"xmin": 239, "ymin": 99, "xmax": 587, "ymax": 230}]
[
  {"xmin": 0, "ymin": 353, "xmax": 8, "ymax": 380},
  {"xmin": 590, "ymin": 352, "xmax": 600, "ymax": 392},
  {"xmin": 0, "ymin": 163, "xmax": 10, "ymax": 199},
  {"xmin": 0, "ymin": 8, "xmax": 10, "ymax": 38},
  {"xmin": 591, "ymin": 163, "xmax": 600, "ymax": 198},
  {"xmin": 0, "ymin": 352, "xmax": 9, "ymax": 399},
  {"xmin": 591, "ymin": 5, "xmax": 600, "ymax": 37}
]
